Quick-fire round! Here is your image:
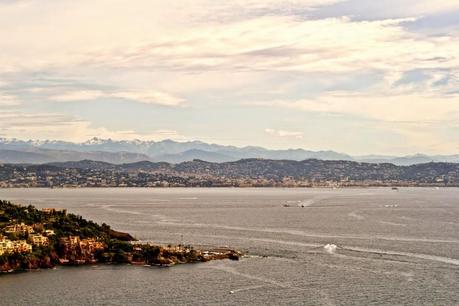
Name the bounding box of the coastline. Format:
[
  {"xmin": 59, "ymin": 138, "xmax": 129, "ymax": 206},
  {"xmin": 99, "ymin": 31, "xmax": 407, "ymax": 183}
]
[
  {"xmin": 0, "ymin": 184, "xmax": 456, "ymax": 189},
  {"xmin": 0, "ymin": 200, "xmax": 242, "ymax": 274},
  {"xmin": 1, "ymin": 245, "xmax": 243, "ymax": 275}
]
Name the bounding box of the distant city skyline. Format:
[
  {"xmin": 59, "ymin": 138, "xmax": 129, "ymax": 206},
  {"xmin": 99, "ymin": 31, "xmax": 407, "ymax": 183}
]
[{"xmin": 1, "ymin": 0, "xmax": 458, "ymax": 155}]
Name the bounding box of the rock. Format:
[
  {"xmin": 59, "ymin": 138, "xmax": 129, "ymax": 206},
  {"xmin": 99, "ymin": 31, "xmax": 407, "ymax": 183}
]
[{"xmin": 109, "ymin": 229, "xmax": 136, "ymax": 241}]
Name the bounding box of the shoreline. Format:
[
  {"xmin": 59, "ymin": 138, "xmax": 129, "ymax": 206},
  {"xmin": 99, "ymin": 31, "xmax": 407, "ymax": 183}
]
[
  {"xmin": 0, "ymin": 200, "xmax": 242, "ymax": 274},
  {"xmin": 0, "ymin": 185, "xmax": 456, "ymax": 189},
  {"xmin": 0, "ymin": 250, "xmax": 243, "ymax": 275}
]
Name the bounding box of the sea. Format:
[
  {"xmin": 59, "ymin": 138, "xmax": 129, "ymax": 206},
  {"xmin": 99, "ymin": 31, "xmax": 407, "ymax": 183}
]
[{"xmin": 0, "ymin": 188, "xmax": 458, "ymax": 305}]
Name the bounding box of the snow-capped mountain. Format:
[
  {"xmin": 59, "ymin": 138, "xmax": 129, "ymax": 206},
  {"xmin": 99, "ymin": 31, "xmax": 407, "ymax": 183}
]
[{"xmin": 0, "ymin": 138, "xmax": 458, "ymax": 165}]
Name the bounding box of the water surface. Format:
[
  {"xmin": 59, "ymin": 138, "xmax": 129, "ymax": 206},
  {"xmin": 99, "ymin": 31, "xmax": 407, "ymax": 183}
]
[{"xmin": 0, "ymin": 188, "xmax": 458, "ymax": 305}]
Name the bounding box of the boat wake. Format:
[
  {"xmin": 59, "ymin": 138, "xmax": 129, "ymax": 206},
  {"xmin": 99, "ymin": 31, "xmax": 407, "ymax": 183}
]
[
  {"xmin": 348, "ymin": 211, "xmax": 365, "ymax": 220},
  {"xmin": 193, "ymin": 233, "xmax": 459, "ymax": 266},
  {"xmin": 158, "ymin": 220, "xmax": 459, "ymax": 244},
  {"xmin": 209, "ymin": 265, "xmax": 297, "ymax": 290},
  {"xmin": 340, "ymin": 245, "xmax": 459, "ymax": 266}
]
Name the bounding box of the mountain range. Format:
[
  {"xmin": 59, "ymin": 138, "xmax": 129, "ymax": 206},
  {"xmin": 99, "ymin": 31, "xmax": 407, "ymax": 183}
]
[{"xmin": 1, "ymin": 137, "xmax": 458, "ymax": 166}]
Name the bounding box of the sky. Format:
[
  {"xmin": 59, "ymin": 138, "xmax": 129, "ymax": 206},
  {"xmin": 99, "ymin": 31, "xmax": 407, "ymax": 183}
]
[{"xmin": 0, "ymin": 0, "xmax": 458, "ymax": 155}]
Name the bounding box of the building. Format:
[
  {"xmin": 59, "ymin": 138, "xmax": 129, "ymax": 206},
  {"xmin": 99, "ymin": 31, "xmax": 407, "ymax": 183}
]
[
  {"xmin": 29, "ymin": 234, "xmax": 49, "ymax": 247},
  {"xmin": 12, "ymin": 240, "xmax": 32, "ymax": 253},
  {"xmin": 79, "ymin": 238, "xmax": 105, "ymax": 256},
  {"xmin": 0, "ymin": 236, "xmax": 13, "ymax": 255},
  {"xmin": 41, "ymin": 208, "xmax": 56, "ymax": 214},
  {"xmin": 59, "ymin": 236, "xmax": 80, "ymax": 250},
  {"xmin": 59, "ymin": 236, "xmax": 105, "ymax": 260},
  {"xmin": 44, "ymin": 229, "xmax": 55, "ymax": 236},
  {"xmin": 42, "ymin": 208, "xmax": 67, "ymax": 215},
  {"xmin": 4, "ymin": 223, "xmax": 35, "ymax": 235},
  {"xmin": 0, "ymin": 237, "xmax": 32, "ymax": 255}
]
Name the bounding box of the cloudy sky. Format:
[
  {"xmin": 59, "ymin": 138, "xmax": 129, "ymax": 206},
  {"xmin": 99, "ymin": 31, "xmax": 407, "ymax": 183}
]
[{"xmin": 1, "ymin": 0, "xmax": 458, "ymax": 155}]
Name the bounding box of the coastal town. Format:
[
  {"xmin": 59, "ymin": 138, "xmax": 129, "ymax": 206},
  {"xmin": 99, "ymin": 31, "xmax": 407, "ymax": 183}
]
[
  {"xmin": 0, "ymin": 200, "xmax": 241, "ymax": 273},
  {"xmin": 1, "ymin": 158, "xmax": 459, "ymax": 188}
]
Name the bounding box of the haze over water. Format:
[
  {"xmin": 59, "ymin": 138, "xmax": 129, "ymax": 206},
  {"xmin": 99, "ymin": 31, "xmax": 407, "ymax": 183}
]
[{"xmin": 0, "ymin": 188, "xmax": 458, "ymax": 305}]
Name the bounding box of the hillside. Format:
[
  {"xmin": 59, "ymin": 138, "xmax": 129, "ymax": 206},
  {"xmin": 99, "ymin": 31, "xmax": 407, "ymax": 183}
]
[
  {"xmin": 0, "ymin": 200, "xmax": 240, "ymax": 273},
  {"xmin": 1, "ymin": 159, "xmax": 458, "ymax": 187},
  {"xmin": 0, "ymin": 147, "xmax": 152, "ymax": 164}
]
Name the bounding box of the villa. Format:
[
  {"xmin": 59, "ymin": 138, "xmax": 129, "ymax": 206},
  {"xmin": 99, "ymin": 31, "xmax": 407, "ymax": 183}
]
[
  {"xmin": 4, "ymin": 223, "xmax": 35, "ymax": 235},
  {"xmin": 0, "ymin": 236, "xmax": 32, "ymax": 255},
  {"xmin": 29, "ymin": 234, "xmax": 50, "ymax": 247}
]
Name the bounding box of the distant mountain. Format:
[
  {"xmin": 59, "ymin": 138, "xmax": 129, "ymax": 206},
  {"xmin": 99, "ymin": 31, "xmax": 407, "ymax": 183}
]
[
  {"xmin": 0, "ymin": 147, "xmax": 151, "ymax": 164},
  {"xmin": 154, "ymin": 149, "xmax": 235, "ymax": 163},
  {"xmin": 0, "ymin": 137, "xmax": 353, "ymax": 164},
  {"xmin": 0, "ymin": 138, "xmax": 227, "ymax": 156},
  {"xmin": 218, "ymin": 147, "xmax": 353, "ymax": 161},
  {"xmin": 1, "ymin": 137, "xmax": 458, "ymax": 165},
  {"xmin": 0, "ymin": 150, "xmax": 52, "ymax": 164},
  {"xmin": 356, "ymin": 154, "xmax": 459, "ymax": 166}
]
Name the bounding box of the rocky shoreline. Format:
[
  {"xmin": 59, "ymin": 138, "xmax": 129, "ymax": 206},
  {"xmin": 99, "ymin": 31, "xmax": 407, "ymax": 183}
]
[
  {"xmin": 0, "ymin": 200, "xmax": 242, "ymax": 274},
  {"xmin": 1, "ymin": 245, "xmax": 242, "ymax": 273}
]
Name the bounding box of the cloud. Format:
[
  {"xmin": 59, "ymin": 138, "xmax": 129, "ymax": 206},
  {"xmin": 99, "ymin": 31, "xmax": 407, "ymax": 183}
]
[
  {"xmin": 0, "ymin": 0, "xmax": 342, "ymax": 73},
  {"xmin": 50, "ymin": 90, "xmax": 104, "ymax": 101},
  {"xmin": 370, "ymin": 120, "xmax": 459, "ymax": 154},
  {"xmin": 251, "ymin": 90, "xmax": 459, "ymax": 153},
  {"xmin": 1, "ymin": 1, "xmax": 457, "ymax": 77},
  {"xmin": 412, "ymin": 1, "xmax": 459, "ymax": 15},
  {"xmin": 113, "ymin": 91, "xmax": 185, "ymax": 107},
  {"xmin": 49, "ymin": 90, "xmax": 185, "ymax": 106},
  {"xmin": 315, "ymin": 0, "xmax": 459, "ymax": 20},
  {"xmin": 0, "ymin": 0, "xmax": 458, "ymax": 154},
  {"xmin": 1, "ymin": 1, "xmax": 458, "ymax": 101},
  {"xmin": 254, "ymin": 92, "xmax": 459, "ymax": 123},
  {"xmin": 0, "ymin": 92, "xmax": 20, "ymax": 106},
  {"xmin": 190, "ymin": 0, "xmax": 344, "ymax": 21},
  {"xmin": 265, "ymin": 128, "xmax": 304, "ymax": 139},
  {"xmin": 0, "ymin": 111, "xmax": 184, "ymax": 142},
  {"xmin": 88, "ymin": 17, "xmax": 426, "ymax": 73}
]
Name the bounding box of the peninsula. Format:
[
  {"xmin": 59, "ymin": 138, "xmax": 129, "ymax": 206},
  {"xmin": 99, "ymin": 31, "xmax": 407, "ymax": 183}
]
[{"xmin": 0, "ymin": 200, "xmax": 241, "ymax": 273}]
